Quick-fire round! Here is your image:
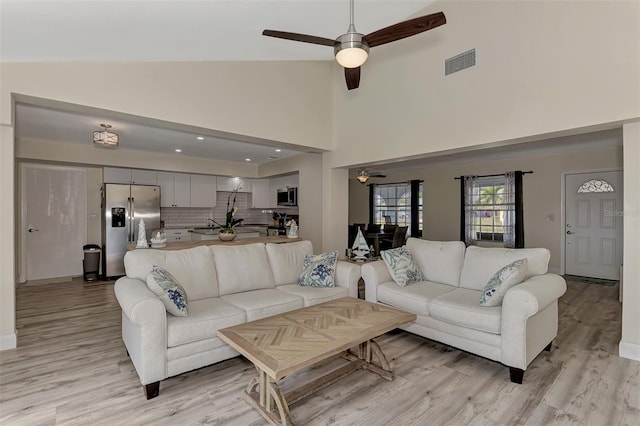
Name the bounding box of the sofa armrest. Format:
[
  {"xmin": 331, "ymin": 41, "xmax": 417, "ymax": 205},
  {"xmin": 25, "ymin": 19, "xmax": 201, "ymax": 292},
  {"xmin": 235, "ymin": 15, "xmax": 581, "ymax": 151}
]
[
  {"xmin": 361, "ymin": 260, "xmax": 392, "ymax": 303},
  {"xmin": 501, "ymin": 273, "xmax": 567, "ymax": 369},
  {"xmin": 114, "ymin": 277, "xmax": 168, "ymax": 385},
  {"xmin": 335, "ymin": 260, "xmax": 360, "ymax": 298}
]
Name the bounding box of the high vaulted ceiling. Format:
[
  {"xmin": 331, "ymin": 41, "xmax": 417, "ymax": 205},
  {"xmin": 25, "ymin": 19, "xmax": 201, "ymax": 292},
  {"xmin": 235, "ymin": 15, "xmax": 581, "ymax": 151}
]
[{"xmin": 2, "ymin": 1, "xmax": 434, "ymax": 165}]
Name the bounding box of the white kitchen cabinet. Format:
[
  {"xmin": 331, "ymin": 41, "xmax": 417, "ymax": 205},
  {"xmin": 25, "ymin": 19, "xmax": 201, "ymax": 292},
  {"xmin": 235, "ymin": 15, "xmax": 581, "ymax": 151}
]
[
  {"xmin": 131, "ymin": 169, "xmax": 157, "ymax": 185},
  {"xmin": 103, "ymin": 167, "xmax": 132, "ymax": 184},
  {"xmin": 158, "ymin": 172, "xmax": 191, "ymax": 207},
  {"xmin": 104, "ymin": 167, "xmax": 157, "ymax": 185},
  {"xmin": 190, "ymin": 174, "xmax": 217, "ymax": 208},
  {"xmin": 251, "ymin": 179, "xmax": 270, "ymax": 208},
  {"xmin": 217, "ymin": 176, "xmax": 251, "ymax": 193},
  {"xmin": 164, "ymin": 229, "xmax": 191, "ymax": 242}
]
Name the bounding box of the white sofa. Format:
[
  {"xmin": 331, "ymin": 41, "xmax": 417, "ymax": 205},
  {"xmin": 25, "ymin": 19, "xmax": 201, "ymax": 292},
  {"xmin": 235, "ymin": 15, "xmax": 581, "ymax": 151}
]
[
  {"xmin": 361, "ymin": 238, "xmax": 567, "ymax": 383},
  {"xmin": 114, "ymin": 241, "xmax": 360, "ymax": 399}
]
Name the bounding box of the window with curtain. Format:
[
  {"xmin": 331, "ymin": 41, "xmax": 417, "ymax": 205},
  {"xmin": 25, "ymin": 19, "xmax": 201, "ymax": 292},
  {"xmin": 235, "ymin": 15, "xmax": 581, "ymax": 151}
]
[
  {"xmin": 461, "ymin": 171, "xmax": 524, "ymax": 248},
  {"xmin": 370, "ymin": 181, "xmax": 423, "ymax": 237}
]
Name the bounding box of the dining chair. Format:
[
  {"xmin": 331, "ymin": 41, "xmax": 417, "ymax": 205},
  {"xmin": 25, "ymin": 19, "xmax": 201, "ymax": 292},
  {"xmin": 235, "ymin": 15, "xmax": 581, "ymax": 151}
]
[
  {"xmin": 379, "ymin": 226, "xmax": 408, "ymax": 251},
  {"xmin": 383, "ymin": 224, "xmax": 397, "ymax": 235},
  {"xmin": 367, "ymin": 223, "xmax": 381, "ymax": 233}
]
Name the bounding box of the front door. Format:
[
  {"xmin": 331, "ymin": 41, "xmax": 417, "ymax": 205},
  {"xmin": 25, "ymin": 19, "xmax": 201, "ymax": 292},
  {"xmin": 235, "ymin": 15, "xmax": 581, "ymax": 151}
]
[
  {"xmin": 564, "ymin": 170, "xmax": 623, "ymax": 280},
  {"xmin": 22, "ymin": 164, "xmax": 87, "ymax": 282}
]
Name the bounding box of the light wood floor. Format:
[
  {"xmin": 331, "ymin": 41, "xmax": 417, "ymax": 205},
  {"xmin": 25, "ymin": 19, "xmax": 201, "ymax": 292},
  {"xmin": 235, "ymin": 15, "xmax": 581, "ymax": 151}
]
[{"xmin": 1, "ymin": 278, "xmax": 638, "ymax": 425}]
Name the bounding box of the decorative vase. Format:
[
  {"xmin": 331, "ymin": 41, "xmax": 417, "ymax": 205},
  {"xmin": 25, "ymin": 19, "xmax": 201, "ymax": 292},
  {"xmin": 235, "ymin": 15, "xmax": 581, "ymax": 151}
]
[{"xmin": 218, "ymin": 229, "xmax": 236, "ymax": 242}]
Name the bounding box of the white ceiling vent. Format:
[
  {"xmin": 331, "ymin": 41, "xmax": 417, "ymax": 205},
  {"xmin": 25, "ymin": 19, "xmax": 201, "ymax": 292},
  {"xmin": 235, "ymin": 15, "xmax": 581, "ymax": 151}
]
[{"xmin": 445, "ymin": 49, "xmax": 476, "ymax": 76}]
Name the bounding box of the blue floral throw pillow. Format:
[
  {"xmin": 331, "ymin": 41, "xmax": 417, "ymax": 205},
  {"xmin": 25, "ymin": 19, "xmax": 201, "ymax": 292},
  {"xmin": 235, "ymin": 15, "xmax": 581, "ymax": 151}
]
[
  {"xmin": 381, "ymin": 246, "xmax": 426, "ymax": 287},
  {"xmin": 146, "ymin": 265, "xmax": 188, "ymax": 316},
  {"xmin": 480, "ymin": 258, "xmax": 528, "ymax": 307},
  {"xmin": 297, "ymin": 251, "xmax": 339, "ymax": 288}
]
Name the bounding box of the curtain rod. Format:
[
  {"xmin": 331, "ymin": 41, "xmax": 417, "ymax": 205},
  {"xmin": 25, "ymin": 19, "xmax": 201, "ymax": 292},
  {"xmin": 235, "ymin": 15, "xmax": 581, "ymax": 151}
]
[{"xmin": 453, "ymin": 171, "xmax": 533, "ymax": 180}]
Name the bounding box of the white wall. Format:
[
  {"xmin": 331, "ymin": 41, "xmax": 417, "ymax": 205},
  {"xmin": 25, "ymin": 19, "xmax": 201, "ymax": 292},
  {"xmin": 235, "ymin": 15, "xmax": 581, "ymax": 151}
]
[
  {"xmin": 331, "ymin": 0, "xmax": 639, "ymax": 168},
  {"xmin": 0, "ymin": 125, "xmax": 16, "ymax": 349},
  {"xmin": 621, "ymin": 121, "xmax": 640, "ymax": 360},
  {"xmin": 348, "ymin": 134, "xmax": 623, "ymax": 272}
]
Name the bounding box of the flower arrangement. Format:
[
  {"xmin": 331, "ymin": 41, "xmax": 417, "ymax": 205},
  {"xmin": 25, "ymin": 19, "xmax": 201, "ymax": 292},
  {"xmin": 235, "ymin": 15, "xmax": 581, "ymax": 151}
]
[{"xmin": 211, "ymin": 185, "xmax": 244, "ymax": 233}]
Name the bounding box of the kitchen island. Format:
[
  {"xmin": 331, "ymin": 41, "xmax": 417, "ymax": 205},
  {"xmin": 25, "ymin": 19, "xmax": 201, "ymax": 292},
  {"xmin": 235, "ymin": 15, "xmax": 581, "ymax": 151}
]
[{"xmin": 128, "ymin": 235, "xmax": 300, "ymax": 251}]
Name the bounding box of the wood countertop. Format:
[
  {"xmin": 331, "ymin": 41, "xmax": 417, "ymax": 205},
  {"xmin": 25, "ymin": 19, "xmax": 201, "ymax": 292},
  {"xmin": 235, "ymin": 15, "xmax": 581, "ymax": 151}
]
[{"xmin": 128, "ymin": 236, "xmax": 301, "ymax": 251}]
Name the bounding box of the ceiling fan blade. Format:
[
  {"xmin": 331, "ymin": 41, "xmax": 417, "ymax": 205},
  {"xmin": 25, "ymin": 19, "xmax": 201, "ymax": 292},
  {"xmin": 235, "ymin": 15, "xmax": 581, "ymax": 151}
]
[
  {"xmin": 364, "ymin": 12, "xmax": 446, "ymax": 48},
  {"xmin": 369, "ymin": 172, "xmax": 387, "ymax": 178},
  {"xmin": 345, "ymin": 67, "xmax": 361, "ymax": 90},
  {"xmin": 262, "ymin": 30, "xmax": 336, "ymax": 47}
]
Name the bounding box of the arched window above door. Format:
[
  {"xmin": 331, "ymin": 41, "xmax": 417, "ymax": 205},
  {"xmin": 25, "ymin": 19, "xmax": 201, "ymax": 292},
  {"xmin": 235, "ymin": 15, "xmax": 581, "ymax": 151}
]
[{"xmin": 577, "ymin": 179, "xmax": 615, "ymax": 193}]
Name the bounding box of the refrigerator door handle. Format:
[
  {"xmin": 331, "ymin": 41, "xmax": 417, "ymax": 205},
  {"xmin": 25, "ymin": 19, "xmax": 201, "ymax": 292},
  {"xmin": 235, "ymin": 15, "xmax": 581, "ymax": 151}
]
[
  {"xmin": 127, "ymin": 197, "xmax": 133, "ymax": 243},
  {"xmin": 131, "ymin": 197, "xmax": 136, "ymax": 242}
]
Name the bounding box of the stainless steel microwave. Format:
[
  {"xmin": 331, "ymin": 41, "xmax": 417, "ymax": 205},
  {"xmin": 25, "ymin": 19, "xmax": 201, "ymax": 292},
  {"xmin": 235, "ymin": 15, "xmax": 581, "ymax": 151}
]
[{"xmin": 277, "ymin": 187, "xmax": 297, "ymax": 206}]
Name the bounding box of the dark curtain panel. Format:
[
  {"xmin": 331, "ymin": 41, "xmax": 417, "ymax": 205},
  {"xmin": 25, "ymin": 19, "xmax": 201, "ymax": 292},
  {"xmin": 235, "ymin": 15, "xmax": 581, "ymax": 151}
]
[
  {"xmin": 410, "ymin": 180, "xmax": 420, "ymax": 238},
  {"xmin": 368, "ymin": 184, "xmax": 375, "ymax": 225},
  {"xmin": 515, "ymin": 171, "xmax": 525, "ymax": 248},
  {"xmin": 459, "ymin": 176, "xmax": 466, "ymax": 242}
]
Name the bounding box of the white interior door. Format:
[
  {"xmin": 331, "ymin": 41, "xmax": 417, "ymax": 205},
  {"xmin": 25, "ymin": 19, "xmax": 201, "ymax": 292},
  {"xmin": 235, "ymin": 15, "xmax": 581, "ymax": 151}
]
[
  {"xmin": 565, "ymin": 171, "xmax": 623, "ymax": 280},
  {"xmin": 22, "ymin": 164, "xmax": 87, "ymax": 281}
]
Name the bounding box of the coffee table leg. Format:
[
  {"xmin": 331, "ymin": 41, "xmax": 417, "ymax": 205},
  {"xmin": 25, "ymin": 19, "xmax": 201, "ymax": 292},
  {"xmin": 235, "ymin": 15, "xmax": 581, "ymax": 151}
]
[
  {"xmin": 244, "ymin": 367, "xmax": 293, "ymax": 426},
  {"xmin": 347, "ymin": 339, "xmax": 394, "ymax": 381}
]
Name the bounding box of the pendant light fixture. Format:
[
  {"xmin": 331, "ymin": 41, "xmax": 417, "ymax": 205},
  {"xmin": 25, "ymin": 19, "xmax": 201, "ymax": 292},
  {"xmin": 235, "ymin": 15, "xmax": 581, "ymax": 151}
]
[{"xmin": 93, "ymin": 123, "xmax": 119, "ymax": 148}]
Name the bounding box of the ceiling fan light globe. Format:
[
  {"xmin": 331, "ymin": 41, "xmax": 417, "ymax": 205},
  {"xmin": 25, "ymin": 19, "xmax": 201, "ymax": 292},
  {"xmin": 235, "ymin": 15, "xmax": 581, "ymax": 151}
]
[
  {"xmin": 336, "ymin": 47, "xmax": 368, "ymax": 68},
  {"xmin": 334, "ymin": 32, "xmax": 369, "ymax": 68},
  {"xmin": 356, "ymin": 174, "xmax": 369, "ymax": 184}
]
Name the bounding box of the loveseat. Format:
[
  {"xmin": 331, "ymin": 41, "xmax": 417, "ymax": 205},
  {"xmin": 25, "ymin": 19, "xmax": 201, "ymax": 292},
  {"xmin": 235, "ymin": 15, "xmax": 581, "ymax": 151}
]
[
  {"xmin": 114, "ymin": 241, "xmax": 360, "ymax": 399},
  {"xmin": 361, "ymin": 238, "xmax": 566, "ymax": 383}
]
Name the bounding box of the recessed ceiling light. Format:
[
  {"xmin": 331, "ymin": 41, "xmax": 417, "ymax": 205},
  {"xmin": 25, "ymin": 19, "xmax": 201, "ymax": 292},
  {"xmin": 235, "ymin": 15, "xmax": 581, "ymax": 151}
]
[
  {"xmin": 245, "ymin": 158, "xmax": 251, "ymax": 162},
  {"xmin": 175, "ymin": 148, "xmax": 182, "ymax": 153},
  {"xmin": 196, "ymin": 136, "xmax": 204, "ymax": 140},
  {"xmin": 275, "ymin": 149, "xmax": 282, "ymax": 152}
]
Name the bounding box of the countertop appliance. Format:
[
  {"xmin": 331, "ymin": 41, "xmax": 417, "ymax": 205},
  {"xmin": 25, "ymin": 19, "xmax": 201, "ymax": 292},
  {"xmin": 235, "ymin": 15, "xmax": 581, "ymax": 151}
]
[
  {"xmin": 102, "ymin": 183, "xmax": 160, "ymax": 278},
  {"xmin": 277, "ymin": 187, "xmax": 298, "ymax": 206}
]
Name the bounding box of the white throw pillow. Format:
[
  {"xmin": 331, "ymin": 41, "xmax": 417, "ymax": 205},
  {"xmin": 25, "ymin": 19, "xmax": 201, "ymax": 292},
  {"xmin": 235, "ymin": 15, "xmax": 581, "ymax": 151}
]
[
  {"xmin": 297, "ymin": 251, "xmax": 339, "ymax": 287},
  {"xmin": 480, "ymin": 258, "xmax": 528, "ymax": 307},
  {"xmin": 146, "ymin": 265, "xmax": 188, "ymax": 316},
  {"xmin": 381, "ymin": 246, "xmax": 426, "ymax": 287}
]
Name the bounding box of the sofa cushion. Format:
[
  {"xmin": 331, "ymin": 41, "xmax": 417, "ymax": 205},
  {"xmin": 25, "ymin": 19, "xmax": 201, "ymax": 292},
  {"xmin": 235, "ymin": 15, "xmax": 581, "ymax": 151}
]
[
  {"xmin": 166, "ymin": 298, "xmax": 246, "ymax": 347},
  {"xmin": 146, "ymin": 265, "xmax": 188, "ymax": 316},
  {"xmin": 381, "ymin": 246, "xmax": 426, "ymax": 287},
  {"xmin": 480, "ymin": 258, "xmax": 528, "ymax": 306},
  {"xmin": 430, "ymin": 288, "xmax": 502, "ymax": 334},
  {"xmin": 211, "ymin": 243, "xmax": 276, "ymax": 295},
  {"xmin": 276, "ymin": 284, "xmax": 349, "ymax": 307},
  {"xmin": 377, "ymin": 281, "xmax": 456, "ymax": 316},
  {"xmin": 124, "ymin": 249, "xmax": 166, "ymax": 281},
  {"xmin": 221, "ymin": 289, "xmax": 304, "ymax": 321},
  {"xmin": 298, "ymin": 251, "xmax": 339, "ymax": 287},
  {"xmin": 266, "ymin": 240, "xmax": 314, "ymax": 285},
  {"xmin": 165, "ymin": 246, "xmax": 219, "ymax": 300},
  {"xmin": 459, "ymin": 246, "xmax": 550, "ymax": 291},
  {"xmin": 406, "ymin": 239, "xmax": 466, "ymax": 287}
]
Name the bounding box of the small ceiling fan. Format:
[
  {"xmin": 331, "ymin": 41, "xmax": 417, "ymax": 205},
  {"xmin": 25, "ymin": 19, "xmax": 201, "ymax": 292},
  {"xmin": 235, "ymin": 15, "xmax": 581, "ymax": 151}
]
[
  {"xmin": 356, "ymin": 169, "xmax": 386, "ymax": 184},
  {"xmin": 263, "ymin": 0, "xmax": 446, "ymax": 90}
]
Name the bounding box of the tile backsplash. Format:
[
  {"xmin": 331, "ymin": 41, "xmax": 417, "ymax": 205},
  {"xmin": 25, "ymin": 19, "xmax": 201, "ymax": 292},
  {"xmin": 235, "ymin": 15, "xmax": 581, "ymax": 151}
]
[{"xmin": 161, "ymin": 191, "xmax": 298, "ymax": 228}]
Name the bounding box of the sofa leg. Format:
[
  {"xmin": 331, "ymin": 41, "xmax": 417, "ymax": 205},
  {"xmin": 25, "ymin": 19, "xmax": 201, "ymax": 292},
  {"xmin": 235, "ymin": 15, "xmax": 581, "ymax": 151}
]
[
  {"xmin": 544, "ymin": 341, "xmax": 553, "ymax": 352},
  {"xmin": 509, "ymin": 367, "xmax": 524, "ymax": 384},
  {"xmin": 144, "ymin": 382, "xmax": 160, "ymax": 399}
]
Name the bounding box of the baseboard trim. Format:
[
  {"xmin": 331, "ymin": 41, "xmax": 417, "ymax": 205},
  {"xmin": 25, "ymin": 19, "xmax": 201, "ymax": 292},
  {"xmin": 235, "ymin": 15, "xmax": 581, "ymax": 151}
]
[
  {"xmin": 0, "ymin": 332, "xmax": 17, "ymax": 350},
  {"xmin": 619, "ymin": 340, "xmax": 640, "ymax": 361}
]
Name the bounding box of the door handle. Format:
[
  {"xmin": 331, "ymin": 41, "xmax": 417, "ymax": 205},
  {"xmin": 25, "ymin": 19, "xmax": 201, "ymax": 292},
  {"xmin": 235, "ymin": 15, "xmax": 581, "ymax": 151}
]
[
  {"xmin": 566, "ymin": 230, "xmax": 575, "ymax": 235},
  {"xmin": 28, "ymin": 228, "xmax": 39, "ymax": 233}
]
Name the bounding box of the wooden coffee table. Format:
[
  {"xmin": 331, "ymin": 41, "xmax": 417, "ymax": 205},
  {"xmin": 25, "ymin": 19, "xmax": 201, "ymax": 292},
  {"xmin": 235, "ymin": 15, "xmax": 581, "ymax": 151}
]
[{"xmin": 218, "ymin": 297, "xmax": 415, "ymax": 425}]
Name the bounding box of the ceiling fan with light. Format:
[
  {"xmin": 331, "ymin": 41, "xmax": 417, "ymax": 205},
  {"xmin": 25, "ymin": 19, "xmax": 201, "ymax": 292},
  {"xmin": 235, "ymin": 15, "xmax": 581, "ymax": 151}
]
[
  {"xmin": 356, "ymin": 169, "xmax": 386, "ymax": 184},
  {"xmin": 263, "ymin": 0, "xmax": 446, "ymax": 90}
]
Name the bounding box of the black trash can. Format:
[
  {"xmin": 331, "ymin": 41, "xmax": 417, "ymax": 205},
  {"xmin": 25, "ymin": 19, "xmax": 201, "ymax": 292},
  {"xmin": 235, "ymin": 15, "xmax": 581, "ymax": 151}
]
[{"xmin": 83, "ymin": 244, "xmax": 101, "ymax": 282}]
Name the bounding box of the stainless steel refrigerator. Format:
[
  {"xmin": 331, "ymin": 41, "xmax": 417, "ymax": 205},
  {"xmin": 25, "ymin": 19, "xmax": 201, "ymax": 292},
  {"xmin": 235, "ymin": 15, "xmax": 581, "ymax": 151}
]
[{"xmin": 102, "ymin": 184, "xmax": 160, "ymax": 278}]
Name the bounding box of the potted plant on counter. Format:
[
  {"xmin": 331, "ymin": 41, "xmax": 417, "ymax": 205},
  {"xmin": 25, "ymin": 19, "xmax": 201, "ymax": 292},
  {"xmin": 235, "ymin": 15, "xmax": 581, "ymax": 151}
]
[{"xmin": 213, "ymin": 186, "xmax": 244, "ymax": 241}]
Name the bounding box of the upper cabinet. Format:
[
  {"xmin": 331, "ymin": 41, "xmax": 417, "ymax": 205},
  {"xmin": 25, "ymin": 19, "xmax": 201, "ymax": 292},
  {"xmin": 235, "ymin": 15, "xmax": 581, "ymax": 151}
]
[
  {"xmin": 104, "ymin": 167, "xmax": 157, "ymax": 185},
  {"xmin": 190, "ymin": 174, "xmax": 217, "ymax": 208},
  {"xmin": 158, "ymin": 172, "xmax": 191, "ymax": 207},
  {"xmin": 250, "ymin": 179, "xmax": 270, "ymax": 208},
  {"xmin": 217, "ymin": 177, "xmax": 252, "ymax": 193}
]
